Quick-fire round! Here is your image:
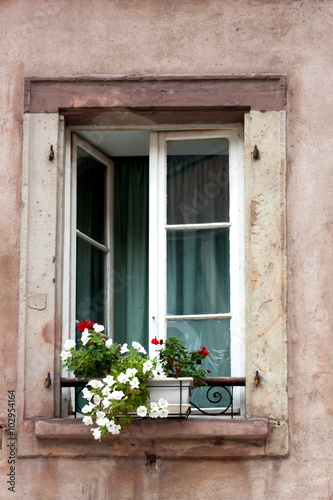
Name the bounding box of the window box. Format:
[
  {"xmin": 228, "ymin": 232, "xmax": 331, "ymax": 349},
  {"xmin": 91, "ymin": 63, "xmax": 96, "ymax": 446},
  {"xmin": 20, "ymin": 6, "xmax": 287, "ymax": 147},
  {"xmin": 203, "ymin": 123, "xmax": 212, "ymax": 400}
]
[{"xmin": 147, "ymin": 377, "xmax": 194, "ymax": 418}]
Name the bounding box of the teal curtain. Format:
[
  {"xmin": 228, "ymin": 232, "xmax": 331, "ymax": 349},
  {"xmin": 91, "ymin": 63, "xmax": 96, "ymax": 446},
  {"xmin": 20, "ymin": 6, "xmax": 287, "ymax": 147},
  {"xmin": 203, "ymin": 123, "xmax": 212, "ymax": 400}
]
[{"xmin": 113, "ymin": 157, "xmax": 149, "ymax": 349}]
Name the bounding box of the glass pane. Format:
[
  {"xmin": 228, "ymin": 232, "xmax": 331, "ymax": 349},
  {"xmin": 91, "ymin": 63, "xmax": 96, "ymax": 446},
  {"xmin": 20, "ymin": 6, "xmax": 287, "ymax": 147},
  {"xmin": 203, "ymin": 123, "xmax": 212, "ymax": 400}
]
[
  {"xmin": 167, "ymin": 228, "xmax": 230, "ymax": 315},
  {"xmin": 75, "ymin": 237, "xmax": 105, "ymax": 332},
  {"xmin": 113, "ymin": 158, "xmax": 149, "ymax": 349},
  {"xmin": 167, "ymin": 139, "xmax": 229, "ymax": 225},
  {"xmin": 77, "ymin": 147, "xmax": 105, "ymax": 243},
  {"xmin": 167, "ymin": 319, "xmax": 231, "ymax": 408}
]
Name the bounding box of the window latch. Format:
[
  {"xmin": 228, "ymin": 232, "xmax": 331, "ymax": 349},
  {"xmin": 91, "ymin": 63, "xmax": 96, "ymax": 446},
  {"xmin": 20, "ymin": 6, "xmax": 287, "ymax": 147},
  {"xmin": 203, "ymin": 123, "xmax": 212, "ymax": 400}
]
[
  {"xmin": 45, "ymin": 372, "xmax": 51, "ymax": 388},
  {"xmin": 252, "ymin": 145, "xmax": 260, "ymax": 160},
  {"xmin": 49, "ymin": 145, "xmax": 54, "ymax": 161}
]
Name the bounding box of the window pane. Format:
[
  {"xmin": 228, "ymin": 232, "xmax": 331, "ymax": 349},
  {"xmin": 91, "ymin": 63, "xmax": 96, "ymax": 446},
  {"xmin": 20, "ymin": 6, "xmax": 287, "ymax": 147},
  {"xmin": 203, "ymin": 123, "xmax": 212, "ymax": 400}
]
[
  {"xmin": 77, "ymin": 147, "xmax": 105, "ymax": 243},
  {"xmin": 75, "ymin": 237, "xmax": 105, "ymax": 330},
  {"xmin": 167, "ymin": 319, "xmax": 231, "ymax": 408},
  {"xmin": 167, "ymin": 228, "xmax": 230, "ymax": 315},
  {"xmin": 167, "ymin": 139, "xmax": 229, "ymax": 225}
]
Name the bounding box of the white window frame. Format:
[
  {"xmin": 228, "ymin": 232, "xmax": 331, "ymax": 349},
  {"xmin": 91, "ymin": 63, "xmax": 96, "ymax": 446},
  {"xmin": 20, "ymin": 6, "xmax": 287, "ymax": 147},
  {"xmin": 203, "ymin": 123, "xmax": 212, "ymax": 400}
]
[{"xmin": 63, "ymin": 125, "xmax": 245, "ymax": 388}]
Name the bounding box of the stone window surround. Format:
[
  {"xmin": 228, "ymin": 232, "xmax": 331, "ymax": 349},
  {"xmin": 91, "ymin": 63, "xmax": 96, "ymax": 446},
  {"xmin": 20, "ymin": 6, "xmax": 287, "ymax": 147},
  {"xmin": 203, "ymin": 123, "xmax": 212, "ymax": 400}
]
[{"xmin": 18, "ymin": 75, "xmax": 287, "ymax": 458}]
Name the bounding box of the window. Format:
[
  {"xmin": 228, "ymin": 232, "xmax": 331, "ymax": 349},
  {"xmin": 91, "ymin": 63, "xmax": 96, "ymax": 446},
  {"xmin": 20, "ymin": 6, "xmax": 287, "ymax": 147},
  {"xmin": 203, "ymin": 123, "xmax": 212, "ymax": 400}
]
[
  {"xmin": 64, "ymin": 127, "xmax": 245, "ymax": 411},
  {"xmin": 20, "ymin": 77, "xmax": 287, "ymax": 456}
]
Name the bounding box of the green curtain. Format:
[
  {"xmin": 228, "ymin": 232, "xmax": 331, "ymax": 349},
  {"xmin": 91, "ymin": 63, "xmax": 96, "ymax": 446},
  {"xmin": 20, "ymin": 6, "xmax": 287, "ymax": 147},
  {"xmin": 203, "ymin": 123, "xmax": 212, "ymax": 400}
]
[{"xmin": 113, "ymin": 157, "xmax": 149, "ymax": 349}]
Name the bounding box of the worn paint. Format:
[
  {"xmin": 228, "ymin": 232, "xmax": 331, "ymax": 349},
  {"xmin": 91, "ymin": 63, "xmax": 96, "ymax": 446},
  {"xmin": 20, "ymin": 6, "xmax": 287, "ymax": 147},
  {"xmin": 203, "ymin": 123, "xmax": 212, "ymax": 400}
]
[{"xmin": 1, "ymin": 0, "xmax": 333, "ymax": 498}]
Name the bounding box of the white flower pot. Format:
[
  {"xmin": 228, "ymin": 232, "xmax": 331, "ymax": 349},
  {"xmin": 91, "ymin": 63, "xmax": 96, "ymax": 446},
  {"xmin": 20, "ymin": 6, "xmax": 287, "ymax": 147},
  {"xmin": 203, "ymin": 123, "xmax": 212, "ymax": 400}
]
[{"xmin": 146, "ymin": 377, "xmax": 194, "ymax": 417}]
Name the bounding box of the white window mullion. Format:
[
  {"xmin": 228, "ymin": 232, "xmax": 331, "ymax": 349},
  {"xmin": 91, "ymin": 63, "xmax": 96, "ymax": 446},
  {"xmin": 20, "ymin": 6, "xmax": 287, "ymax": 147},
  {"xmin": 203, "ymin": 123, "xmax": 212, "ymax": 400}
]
[{"xmin": 148, "ymin": 133, "xmax": 161, "ymax": 354}]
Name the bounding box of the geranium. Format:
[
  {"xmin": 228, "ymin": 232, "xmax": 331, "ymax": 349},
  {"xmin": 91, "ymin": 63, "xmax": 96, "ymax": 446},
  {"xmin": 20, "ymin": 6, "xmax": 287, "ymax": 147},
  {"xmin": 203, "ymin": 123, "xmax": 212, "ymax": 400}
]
[
  {"xmin": 60, "ymin": 322, "xmax": 122, "ymax": 381},
  {"xmin": 152, "ymin": 336, "xmax": 210, "ymax": 387},
  {"xmin": 78, "ymin": 319, "xmax": 93, "ymax": 332}
]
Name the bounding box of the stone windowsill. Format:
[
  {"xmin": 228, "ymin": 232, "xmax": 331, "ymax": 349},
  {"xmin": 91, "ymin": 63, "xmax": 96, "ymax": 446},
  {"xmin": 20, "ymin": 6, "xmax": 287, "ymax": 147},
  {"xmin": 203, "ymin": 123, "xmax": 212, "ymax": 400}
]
[
  {"xmin": 35, "ymin": 417, "xmax": 268, "ymax": 441},
  {"xmin": 30, "ymin": 417, "xmax": 276, "ymax": 458}
]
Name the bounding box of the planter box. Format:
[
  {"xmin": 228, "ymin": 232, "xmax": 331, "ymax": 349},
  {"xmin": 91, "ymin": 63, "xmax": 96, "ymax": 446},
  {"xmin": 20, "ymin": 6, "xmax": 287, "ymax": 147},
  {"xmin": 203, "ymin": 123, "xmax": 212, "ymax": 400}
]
[{"xmin": 146, "ymin": 377, "xmax": 194, "ymax": 418}]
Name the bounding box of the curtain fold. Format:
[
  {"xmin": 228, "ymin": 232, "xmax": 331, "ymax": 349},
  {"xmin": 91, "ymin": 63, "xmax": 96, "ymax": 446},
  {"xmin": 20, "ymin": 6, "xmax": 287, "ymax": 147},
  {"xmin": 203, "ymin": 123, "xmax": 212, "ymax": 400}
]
[{"xmin": 113, "ymin": 157, "xmax": 149, "ymax": 349}]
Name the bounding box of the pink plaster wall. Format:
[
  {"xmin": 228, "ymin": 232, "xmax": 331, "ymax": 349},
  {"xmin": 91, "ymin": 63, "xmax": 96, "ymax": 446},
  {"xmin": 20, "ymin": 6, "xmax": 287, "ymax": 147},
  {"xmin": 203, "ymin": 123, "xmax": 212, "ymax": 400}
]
[{"xmin": 0, "ymin": 0, "xmax": 333, "ymax": 498}]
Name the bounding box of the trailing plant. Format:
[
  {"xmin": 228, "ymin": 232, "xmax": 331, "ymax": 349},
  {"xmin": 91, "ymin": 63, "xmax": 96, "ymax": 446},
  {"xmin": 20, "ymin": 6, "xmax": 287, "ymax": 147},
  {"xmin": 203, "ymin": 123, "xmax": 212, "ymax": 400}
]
[{"xmin": 60, "ymin": 320, "xmax": 169, "ymax": 439}]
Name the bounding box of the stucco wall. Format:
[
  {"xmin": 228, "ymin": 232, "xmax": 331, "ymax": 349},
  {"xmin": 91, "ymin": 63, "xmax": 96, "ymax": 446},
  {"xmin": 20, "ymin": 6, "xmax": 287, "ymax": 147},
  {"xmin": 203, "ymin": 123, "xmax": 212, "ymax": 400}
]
[{"xmin": 0, "ymin": 0, "xmax": 333, "ymax": 499}]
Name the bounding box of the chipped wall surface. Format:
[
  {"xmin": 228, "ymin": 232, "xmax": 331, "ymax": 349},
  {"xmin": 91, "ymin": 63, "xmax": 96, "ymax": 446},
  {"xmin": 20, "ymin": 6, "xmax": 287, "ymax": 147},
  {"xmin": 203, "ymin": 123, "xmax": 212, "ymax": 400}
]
[{"xmin": 1, "ymin": 0, "xmax": 333, "ymax": 499}]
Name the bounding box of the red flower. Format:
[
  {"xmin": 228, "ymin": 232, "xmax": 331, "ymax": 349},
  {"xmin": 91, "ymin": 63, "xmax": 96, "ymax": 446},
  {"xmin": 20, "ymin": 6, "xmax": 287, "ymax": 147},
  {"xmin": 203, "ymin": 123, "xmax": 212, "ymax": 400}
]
[
  {"xmin": 198, "ymin": 346, "xmax": 209, "ymax": 356},
  {"xmin": 159, "ymin": 339, "xmax": 164, "ymax": 345},
  {"xmin": 151, "ymin": 336, "xmax": 160, "ymax": 345},
  {"xmin": 207, "ymin": 369, "xmax": 211, "ymax": 373},
  {"xmin": 77, "ymin": 319, "xmax": 93, "ymax": 332}
]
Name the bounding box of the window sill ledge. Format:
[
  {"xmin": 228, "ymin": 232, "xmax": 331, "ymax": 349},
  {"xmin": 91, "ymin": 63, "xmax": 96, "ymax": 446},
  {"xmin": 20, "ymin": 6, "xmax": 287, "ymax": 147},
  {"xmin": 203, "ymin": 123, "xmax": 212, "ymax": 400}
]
[
  {"xmin": 35, "ymin": 417, "xmax": 268, "ymax": 441},
  {"xmin": 28, "ymin": 417, "xmax": 284, "ymax": 459}
]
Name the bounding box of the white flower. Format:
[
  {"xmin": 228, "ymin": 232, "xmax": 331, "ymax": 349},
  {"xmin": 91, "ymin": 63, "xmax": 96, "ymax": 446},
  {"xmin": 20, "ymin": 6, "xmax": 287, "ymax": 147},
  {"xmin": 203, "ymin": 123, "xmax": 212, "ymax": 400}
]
[
  {"xmin": 96, "ymin": 411, "xmax": 105, "ymax": 419},
  {"xmin": 105, "ymin": 338, "xmax": 113, "ymax": 348},
  {"xmin": 142, "ymin": 360, "xmax": 153, "ymax": 373},
  {"xmin": 109, "ymin": 390, "xmax": 125, "ymax": 400},
  {"xmin": 81, "ymin": 328, "xmax": 90, "ymax": 345},
  {"xmin": 83, "ymin": 416, "xmax": 93, "ymax": 426},
  {"xmin": 159, "ymin": 408, "xmax": 169, "ymax": 418},
  {"xmin": 117, "ymin": 373, "xmax": 130, "ymax": 384},
  {"xmin": 96, "ymin": 417, "xmax": 109, "ymax": 427},
  {"xmin": 158, "ymin": 398, "xmax": 169, "ymax": 409},
  {"xmin": 137, "ymin": 406, "xmax": 148, "ymax": 417},
  {"xmin": 102, "ymin": 398, "xmax": 111, "ymax": 409},
  {"xmin": 82, "ymin": 403, "xmax": 95, "ymax": 414},
  {"xmin": 120, "ymin": 343, "xmax": 129, "ymax": 354},
  {"xmin": 60, "ymin": 350, "xmax": 71, "ymax": 361},
  {"xmin": 149, "ymin": 409, "xmax": 160, "ymax": 418},
  {"xmin": 106, "ymin": 420, "xmax": 115, "ymax": 433},
  {"xmin": 93, "ymin": 394, "xmax": 101, "ymax": 405},
  {"xmin": 88, "ymin": 379, "xmax": 104, "ymax": 389},
  {"xmin": 132, "ymin": 341, "xmax": 147, "ymax": 354},
  {"xmin": 102, "ymin": 386, "xmax": 111, "ymax": 396},
  {"xmin": 104, "ymin": 420, "xmax": 121, "ymax": 435},
  {"xmin": 103, "ymin": 375, "xmax": 115, "ymax": 386},
  {"xmin": 126, "ymin": 368, "xmax": 138, "ymax": 378},
  {"xmin": 93, "ymin": 323, "xmax": 104, "ymax": 333},
  {"xmin": 82, "ymin": 387, "xmax": 93, "ymax": 401},
  {"xmin": 109, "ymin": 423, "xmax": 121, "ymax": 435},
  {"xmin": 152, "ymin": 362, "xmax": 166, "ymax": 378},
  {"xmin": 63, "ymin": 339, "xmax": 76, "ymax": 350},
  {"xmin": 130, "ymin": 377, "xmax": 139, "ymax": 390},
  {"xmin": 92, "ymin": 428, "xmax": 101, "ymax": 440},
  {"xmin": 150, "ymin": 402, "xmax": 158, "ymax": 410}
]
